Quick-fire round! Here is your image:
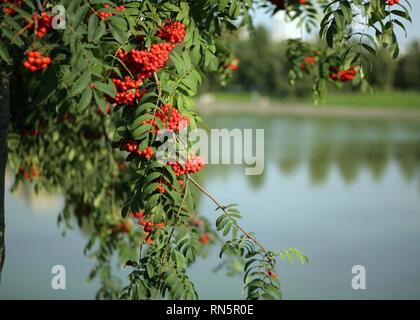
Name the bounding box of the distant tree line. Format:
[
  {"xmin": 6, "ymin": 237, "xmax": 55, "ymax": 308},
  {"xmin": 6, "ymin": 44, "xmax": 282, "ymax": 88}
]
[{"xmin": 203, "ymin": 26, "xmax": 420, "ymax": 96}]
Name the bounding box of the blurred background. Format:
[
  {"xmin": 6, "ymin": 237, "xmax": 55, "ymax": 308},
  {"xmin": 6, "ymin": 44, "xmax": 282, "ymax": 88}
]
[{"xmin": 1, "ymin": 3, "xmax": 420, "ymax": 300}]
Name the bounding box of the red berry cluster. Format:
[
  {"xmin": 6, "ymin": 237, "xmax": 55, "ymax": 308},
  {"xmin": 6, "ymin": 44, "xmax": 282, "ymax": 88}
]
[
  {"xmin": 108, "ymin": 20, "xmax": 185, "ymax": 108},
  {"xmin": 20, "ymin": 127, "xmax": 39, "ymax": 138},
  {"xmin": 139, "ymin": 220, "xmax": 165, "ymax": 233},
  {"xmin": 156, "ymin": 183, "xmax": 166, "ymax": 194},
  {"xmin": 386, "ymin": 0, "xmax": 399, "ymax": 5},
  {"xmin": 112, "ymin": 76, "xmax": 143, "ymax": 105},
  {"xmin": 130, "ymin": 210, "xmax": 144, "ymax": 220},
  {"xmin": 157, "ymin": 20, "xmax": 186, "ymax": 44},
  {"xmin": 110, "ymin": 76, "xmax": 146, "ymax": 106},
  {"xmin": 329, "ymin": 66, "xmax": 358, "ymax": 82},
  {"xmin": 130, "ymin": 211, "xmax": 164, "ymax": 234},
  {"xmin": 23, "ymin": 50, "xmax": 52, "ymax": 72},
  {"xmin": 117, "ymin": 43, "xmax": 175, "ymax": 80},
  {"xmin": 18, "ymin": 165, "xmax": 38, "ymax": 180},
  {"xmin": 97, "ymin": 4, "xmax": 125, "ymax": 20},
  {"xmin": 137, "ymin": 146, "xmax": 153, "ymax": 159},
  {"xmin": 113, "ymin": 76, "xmax": 143, "ymax": 91},
  {"xmin": 269, "ymin": 0, "xmax": 306, "ymax": 9},
  {"xmin": 1, "ymin": 0, "xmax": 22, "ymax": 15},
  {"xmin": 154, "ymin": 176, "xmax": 185, "ymax": 194},
  {"xmin": 199, "ymin": 233, "xmax": 210, "ymax": 244},
  {"xmin": 19, "ymin": 166, "xmax": 30, "ymax": 180},
  {"xmin": 267, "ymin": 270, "xmax": 279, "ymax": 280},
  {"xmin": 120, "ymin": 140, "xmax": 154, "ymax": 159},
  {"xmin": 144, "ymin": 104, "xmax": 190, "ymax": 133},
  {"xmin": 30, "ymin": 12, "xmax": 53, "ymax": 38},
  {"xmin": 123, "ymin": 140, "xmax": 138, "ymax": 153},
  {"xmin": 300, "ymin": 56, "xmax": 315, "ymax": 71},
  {"xmin": 114, "ymin": 89, "xmax": 144, "ymax": 106},
  {"xmin": 169, "ymin": 155, "xmax": 205, "ymax": 177},
  {"xmin": 224, "ymin": 58, "xmax": 240, "ymax": 71},
  {"xmin": 228, "ymin": 64, "xmax": 238, "ymax": 71},
  {"xmin": 112, "ymin": 220, "xmax": 132, "ymax": 234}
]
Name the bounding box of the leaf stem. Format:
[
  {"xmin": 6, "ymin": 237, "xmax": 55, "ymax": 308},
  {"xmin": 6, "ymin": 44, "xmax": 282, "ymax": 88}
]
[
  {"xmin": 153, "ymin": 72, "xmax": 162, "ymax": 97},
  {"xmin": 152, "ymin": 180, "xmax": 189, "ymax": 299},
  {"xmin": 187, "ymin": 176, "xmax": 272, "ymax": 263}
]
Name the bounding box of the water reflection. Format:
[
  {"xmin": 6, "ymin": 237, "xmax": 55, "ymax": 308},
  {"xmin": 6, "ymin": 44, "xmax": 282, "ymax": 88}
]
[
  {"xmin": 2, "ymin": 114, "xmax": 420, "ymax": 299},
  {"xmin": 203, "ymin": 116, "xmax": 420, "ymax": 188},
  {"xmin": 189, "ymin": 115, "xmax": 420, "ymax": 299}
]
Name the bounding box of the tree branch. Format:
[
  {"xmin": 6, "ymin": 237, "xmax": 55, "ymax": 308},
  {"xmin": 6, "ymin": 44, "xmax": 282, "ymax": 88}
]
[
  {"xmin": 153, "ymin": 72, "xmax": 162, "ymax": 97},
  {"xmin": 187, "ymin": 176, "xmax": 273, "ymax": 263},
  {"xmin": 152, "ymin": 180, "xmax": 189, "ymax": 299},
  {"xmin": 0, "ymin": 61, "xmax": 10, "ymax": 283}
]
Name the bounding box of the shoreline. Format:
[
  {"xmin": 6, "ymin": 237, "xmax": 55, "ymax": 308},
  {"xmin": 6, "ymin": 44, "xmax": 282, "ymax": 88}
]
[{"xmin": 196, "ymin": 101, "xmax": 420, "ymax": 120}]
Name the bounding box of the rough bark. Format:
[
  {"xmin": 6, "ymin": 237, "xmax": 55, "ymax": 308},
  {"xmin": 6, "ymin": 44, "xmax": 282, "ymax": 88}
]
[{"xmin": 0, "ymin": 61, "xmax": 10, "ymax": 283}]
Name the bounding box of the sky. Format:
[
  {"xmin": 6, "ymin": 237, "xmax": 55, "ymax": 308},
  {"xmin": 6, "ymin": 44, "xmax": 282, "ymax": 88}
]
[{"xmin": 252, "ymin": 1, "xmax": 420, "ymax": 46}]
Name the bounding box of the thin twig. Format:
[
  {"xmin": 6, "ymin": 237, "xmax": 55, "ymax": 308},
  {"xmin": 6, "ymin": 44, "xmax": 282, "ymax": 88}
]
[
  {"xmin": 187, "ymin": 176, "xmax": 272, "ymax": 262},
  {"xmin": 138, "ymin": 241, "xmax": 143, "ymax": 265},
  {"xmin": 152, "ymin": 181, "xmax": 189, "ymax": 299},
  {"xmin": 34, "ymin": 0, "xmax": 44, "ymax": 12},
  {"xmin": 153, "ymin": 72, "xmax": 162, "ymax": 97}
]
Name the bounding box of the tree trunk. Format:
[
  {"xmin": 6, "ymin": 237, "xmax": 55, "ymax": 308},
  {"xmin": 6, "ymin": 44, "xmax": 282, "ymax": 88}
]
[{"xmin": 0, "ymin": 61, "xmax": 9, "ymax": 283}]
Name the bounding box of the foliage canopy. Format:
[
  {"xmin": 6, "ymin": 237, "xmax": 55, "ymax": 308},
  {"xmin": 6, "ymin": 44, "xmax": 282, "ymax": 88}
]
[{"xmin": 0, "ymin": 0, "xmax": 412, "ymax": 299}]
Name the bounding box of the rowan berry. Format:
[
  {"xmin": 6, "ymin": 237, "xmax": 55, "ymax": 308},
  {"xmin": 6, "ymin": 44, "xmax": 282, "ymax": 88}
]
[
  {"xmin": 157, "ymin": 20, "xmax": 186, "ymax": 44},
  {"xmin": 138, "ymin": 219, "xmax": 164, "ymax": 233},
  {"xmin": 109, "ymin": 76, "xmax": 146, "ymax": 106},
  {"xmin": 269, "ymin": 0, "xmax": 306, "ymax": 8},
  {"xmin": 267, "ymin": 270, "xmax": 279, "ymax": 279},
  {"xmin": 1, "ymin": 0, "xmax": 22, "ymax": 15},
  {"xmin": 121, "ymin": 139, "xmax": 138, "ymax": 153},
  {"xmin": 156, "ymin": 184, "xmax": 166, "ymax": 193},
  {"xmin": 31, "ymin": 165, "xmax": 39, "ymax": 178},
  {"xmin": 199, "ymin": 233, "xmax": 210, "ymax": 244},
  {"xmin": 224, "ymin": 58, "xmax": 240, "ymax": 71},
  {"xmin": 19, "ymin": 166, "xmax": 30, "ymax": 180},
  {"xmin": 169, "ymin": 155, "xmax": 205, "ymax": 177},
  {"xmin": 23, "ymin": 50, "xmax": 51, "ymax": 71},
  {"xmin": 135, "ymin": 146, "xmax": 153, "ymax": 160},
  {"xmin": 144, "ymin": 104, "xmax": 189, "ymax": 133},
  {"xmin": 113, "ymin": 220, "xmax": 132, "ymax": 234},
  {"xmin": 29, "ymin": 12, "xmax": 53, "ymax": 38},
  {"xmin": 97, "ymin": 4, "xmax": 125, "ymax": 20},
  {"xmin": 300, "ymin": 56, "xmax": 315, "ymax": 71},
  {"xmin": 32, "ymin": 128, "xmax": 39, "ymax": 137},
  {"xmin": 329, "ymin": 66, "xmax": 358, "ymax": 82},
  {"xmin": 20, "ymin": 127, "xmax": 39, "ymax": 138},
  {"xmin": 191, "ymin": 218, "xmax": 204, "ymax": 228},
  {"xmin": 130, "ymin": 211, "xmax": 144, "ymax": 219},
  {"xmin": 117, "ymin": 43, "xmax": 175, "ymax": 80}
]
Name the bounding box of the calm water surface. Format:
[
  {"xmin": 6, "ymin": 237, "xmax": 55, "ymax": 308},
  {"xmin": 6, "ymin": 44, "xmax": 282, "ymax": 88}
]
[{"xmin": 1, "ymin": 115, "xmax": 420, "ymax": 299}]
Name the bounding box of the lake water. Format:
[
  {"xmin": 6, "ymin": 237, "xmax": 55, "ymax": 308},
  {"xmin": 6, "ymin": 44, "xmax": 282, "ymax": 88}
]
[{"xmin": 1, "ymin": 114, "xmax": 420, "ymax": 299}]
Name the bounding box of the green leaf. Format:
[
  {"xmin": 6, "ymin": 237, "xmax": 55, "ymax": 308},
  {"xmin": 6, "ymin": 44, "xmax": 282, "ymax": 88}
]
[
  {"xmin": 88, "ymin": 14, "xmax": 99, "ymax": 42},
  {"xmin": 109, "ymin": 20, "xmax": 128, "ymax": 43},
  {"xmin": 94, "ymin": 80, "xmax": 117, "ymax": 98},
  {"xmin": 72, "ymin": 72, "xmax": 91, "ymax": 96},
  {"xmin": 78, "ymin": 88, "xmax": 92, "ymax": 112}
]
